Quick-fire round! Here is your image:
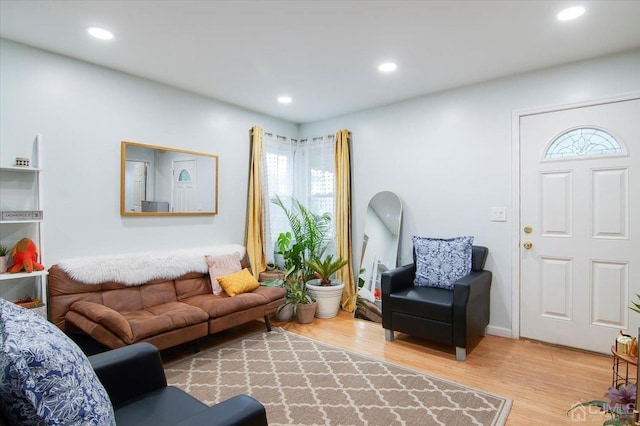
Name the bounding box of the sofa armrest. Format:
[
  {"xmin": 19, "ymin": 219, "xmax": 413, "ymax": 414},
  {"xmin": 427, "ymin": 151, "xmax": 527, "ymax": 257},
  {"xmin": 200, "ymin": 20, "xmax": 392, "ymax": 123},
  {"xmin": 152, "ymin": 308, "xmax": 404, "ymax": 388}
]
[
  {"xmin": 70, "ymin": 301, "xmax": 134, "ymax": 342},
  {"xmin": 381, "ymin": 263, "xmax": 415, "ymax": 295},
  {"xmin": 89, "ymin": 342, "xmax": 167, "ymax": 407},
  {"xmin": 174, "ymin": 395, "xmax": 268, "ymax": 426}
]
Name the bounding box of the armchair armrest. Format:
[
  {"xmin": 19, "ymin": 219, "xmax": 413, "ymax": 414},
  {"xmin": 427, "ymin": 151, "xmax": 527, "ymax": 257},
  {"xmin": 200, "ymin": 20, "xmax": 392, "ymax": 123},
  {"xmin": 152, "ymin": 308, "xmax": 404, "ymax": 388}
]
[
  {"xmin": 381, "ymin": 263, "xmax": 416, "ymax": 295},
  {"xmin": 453, "ymin": 270, "xmax": 492, "ymax": 305},
  {"xmin": 453, "ymin": 270, "xmax": 492, "ymax": 347},
  {"xmin": 174, "ymin": 395, "xmax": 268, "ymax": 426},
  {"xmin": 89, "ymin": 342, "xmax": 167, "ymax": 407}
]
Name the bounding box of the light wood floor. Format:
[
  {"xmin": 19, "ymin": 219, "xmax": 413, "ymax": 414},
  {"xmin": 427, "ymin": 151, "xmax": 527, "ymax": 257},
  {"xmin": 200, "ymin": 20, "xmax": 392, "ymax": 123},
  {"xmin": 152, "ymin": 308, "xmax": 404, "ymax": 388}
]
[{"xmin": 162, "ymin": 311, "xmax": 626, "ymax": 425}]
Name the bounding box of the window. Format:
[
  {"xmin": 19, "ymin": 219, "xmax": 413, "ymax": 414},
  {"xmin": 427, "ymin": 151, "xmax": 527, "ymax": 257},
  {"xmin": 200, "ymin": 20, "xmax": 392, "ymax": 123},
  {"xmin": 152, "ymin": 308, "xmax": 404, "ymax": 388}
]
[
  {"xmin": 178, "ymin": 169, "xmax": 191, "ymax": 182},
  {"xmin": 262, "ymin": 133, "xmax": 336, "ymax": 264},
  {"xmin": 544, "ymin": 127, "xmax": 623, "ymax": 160}
]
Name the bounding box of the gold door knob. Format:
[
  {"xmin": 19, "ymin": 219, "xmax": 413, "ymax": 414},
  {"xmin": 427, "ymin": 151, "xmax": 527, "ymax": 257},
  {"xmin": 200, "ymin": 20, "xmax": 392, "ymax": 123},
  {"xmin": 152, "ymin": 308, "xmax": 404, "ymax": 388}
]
[
  {"xmin": 524, "ymin": 226, "xmax": 532, "ymax": 234},
  {"xmin": 523, "ymin": 241, "xmax": 533, "ymax": 249}
]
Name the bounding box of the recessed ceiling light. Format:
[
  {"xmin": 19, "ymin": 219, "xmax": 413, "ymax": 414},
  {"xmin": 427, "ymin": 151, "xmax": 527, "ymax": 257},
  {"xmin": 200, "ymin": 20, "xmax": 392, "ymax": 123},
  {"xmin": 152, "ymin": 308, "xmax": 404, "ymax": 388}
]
[
  {"xmin": 378, "ymin": 62, "xmax": 397, "ymax": 73},
  {"xmin": 557, "ymin": 6, "xmax": 585, "ymax": 21},
  {"xmin": 87, "ymin": 27, "xmax": 114, "ymax": 40},
  {"xmin": 277, "ymin": 96, "xmax": 292, "ymax": 104}
]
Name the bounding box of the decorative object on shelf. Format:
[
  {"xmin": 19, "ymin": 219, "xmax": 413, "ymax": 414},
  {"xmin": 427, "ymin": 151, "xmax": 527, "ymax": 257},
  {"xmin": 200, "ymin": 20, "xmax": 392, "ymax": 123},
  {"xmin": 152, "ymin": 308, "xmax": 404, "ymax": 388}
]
[
  {"xmin": 14, "ymin": 157, "xmax": 30, "ymax": 167},
  {"xmin": 14, "ymin": 297, "xmax": 44, "ymax": 309},
  {"xmin": 0, "ymin": 210, "xmax": 44, "ymax": 221},
  {"xmin": 0, "ymin": 244, "xmax": 8, "ymax": 273},
  {"xmin": 568, "ymin": 383, "xmax": 637, "ymax": 425},
  {"xmin": 7, "ymin": 238, "xmax": 44, "ymax": 274}
]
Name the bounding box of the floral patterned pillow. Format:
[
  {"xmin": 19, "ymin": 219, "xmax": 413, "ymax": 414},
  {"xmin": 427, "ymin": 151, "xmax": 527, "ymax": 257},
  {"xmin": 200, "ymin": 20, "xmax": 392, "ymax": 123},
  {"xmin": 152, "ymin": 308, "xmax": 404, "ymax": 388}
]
[
  {"xmin": 0, "ymin": 298, "xmax": 116, "ymax": 425},
  {"xmin": 412, "ymin": 236, "xmax": 474, "ymax": 290}
]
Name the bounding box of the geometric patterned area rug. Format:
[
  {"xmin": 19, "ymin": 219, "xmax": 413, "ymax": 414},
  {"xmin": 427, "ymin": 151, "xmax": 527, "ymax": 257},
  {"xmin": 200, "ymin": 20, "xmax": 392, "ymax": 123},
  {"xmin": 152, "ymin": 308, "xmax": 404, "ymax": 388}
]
[{"xmin": 165, "ymin": 328, "xmax": 512, "ymax": 425}]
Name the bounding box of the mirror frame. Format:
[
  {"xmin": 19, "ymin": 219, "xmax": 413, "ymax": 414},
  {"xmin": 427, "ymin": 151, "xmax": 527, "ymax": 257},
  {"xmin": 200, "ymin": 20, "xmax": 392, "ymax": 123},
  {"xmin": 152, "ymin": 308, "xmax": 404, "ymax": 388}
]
[{"xmin": 120, "ymin": 141, "xmax": 219, "ymax": 216}]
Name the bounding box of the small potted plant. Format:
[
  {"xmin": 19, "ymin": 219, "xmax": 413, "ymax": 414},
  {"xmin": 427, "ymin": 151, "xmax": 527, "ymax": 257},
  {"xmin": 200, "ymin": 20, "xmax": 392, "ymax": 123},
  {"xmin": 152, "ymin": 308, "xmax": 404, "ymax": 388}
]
[
  {"xmin": 305, "ymin": 254, "xmax": 348, "ymax": 319},
  {"xmin": 0, "ymin": 244, "xmax": 9, "ymax": 273},
  {"xmin": 277, "ymin": 270, "xmax": 317, "ymax": 324}
]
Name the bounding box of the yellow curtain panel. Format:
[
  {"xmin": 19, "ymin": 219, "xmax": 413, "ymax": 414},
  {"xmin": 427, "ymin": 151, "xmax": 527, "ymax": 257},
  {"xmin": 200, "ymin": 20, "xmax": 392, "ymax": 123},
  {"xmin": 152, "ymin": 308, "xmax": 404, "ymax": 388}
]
[
  {"xmin": 245, "ymin": 125, "xmax": 266, "ymax": 278},
  {"xmin": 335, "ymin": 129, "xmax": 356, "ymax": 312}
]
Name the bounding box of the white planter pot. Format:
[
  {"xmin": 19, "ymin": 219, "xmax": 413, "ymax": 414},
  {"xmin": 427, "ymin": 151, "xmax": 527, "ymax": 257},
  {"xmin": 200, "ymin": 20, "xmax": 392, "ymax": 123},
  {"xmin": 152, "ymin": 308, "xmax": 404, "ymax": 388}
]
[{"xmin": 305, "ymin": 279, "xmax": 345, "ymax": 319}]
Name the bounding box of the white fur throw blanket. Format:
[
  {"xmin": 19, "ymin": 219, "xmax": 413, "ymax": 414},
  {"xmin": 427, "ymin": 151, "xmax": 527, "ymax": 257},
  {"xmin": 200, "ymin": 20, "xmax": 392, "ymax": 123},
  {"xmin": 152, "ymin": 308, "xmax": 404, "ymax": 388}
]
[{"xmin": 57, "ymin": 244, "xmax": 246, "ymax": 286}]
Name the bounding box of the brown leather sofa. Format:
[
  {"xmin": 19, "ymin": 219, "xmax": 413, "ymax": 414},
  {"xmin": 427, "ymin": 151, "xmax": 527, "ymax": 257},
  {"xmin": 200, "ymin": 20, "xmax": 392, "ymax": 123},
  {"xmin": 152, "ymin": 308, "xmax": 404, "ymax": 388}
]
[{"xmin": 48, "ymin": 253, "xmax": 286, "ymax": 351}]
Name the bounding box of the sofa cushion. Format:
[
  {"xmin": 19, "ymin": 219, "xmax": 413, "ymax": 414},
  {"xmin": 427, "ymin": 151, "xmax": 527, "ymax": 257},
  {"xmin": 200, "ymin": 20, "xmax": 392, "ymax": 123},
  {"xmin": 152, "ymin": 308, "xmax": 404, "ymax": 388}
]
[
  {"xmin": 174, "ymin": 273, "xmax": 213, "ymax": 300},
  {"xmin": 102, "ymin": 280, "xmax": 177, "ymax": 312},
  {"xmin": 252, "ymin": 285, "xmax": 288, "ymax": 303},
  {"xmin": 69, "ymin": 301, "xmax": 134, "ymax": 342},
  {"xmin": 0, "ymin": 298, "xmax": 116, "ymax": 425},
  {"xmin": 68, "ymin": 301, "xmax": 208, "ymax": 344},
  {"xmin": 184, "ymin": 292, "xmax": 267, "ymax": 318},
  {"xmin": 412, "ymin": 235, "xmax": 474, "ymax": 290},
  {"xmin": 206, "ymin": 254, "xmax": 242, "ymax": 295},
  {"xmin": 217, "ymin": 268, "xmax": 260, "ymax": 297},
  {"xmin": 388, "ymin": 286, "xmax": 453, "ymax": 322}
]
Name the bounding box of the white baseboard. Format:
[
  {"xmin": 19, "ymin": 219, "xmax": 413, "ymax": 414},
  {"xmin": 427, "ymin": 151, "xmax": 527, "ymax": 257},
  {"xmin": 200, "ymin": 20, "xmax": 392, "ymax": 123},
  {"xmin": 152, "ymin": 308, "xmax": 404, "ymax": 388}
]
[{"xmin": 486, "ymin": 325, "xmax": 512, "ymax": 339}]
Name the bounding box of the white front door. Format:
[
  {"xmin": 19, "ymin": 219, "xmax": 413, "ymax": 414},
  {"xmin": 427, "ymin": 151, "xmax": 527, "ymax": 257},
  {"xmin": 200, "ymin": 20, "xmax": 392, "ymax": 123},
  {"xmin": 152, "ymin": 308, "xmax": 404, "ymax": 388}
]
[
  {"xmin": 172, "ymin": 159, "xmax": 197, "ymax": 212},
  {"xmin": 125, "ymin": 160, "xmax": 147, "ymax": 212},
  {"xmin": 519, "ymin": 97, "xmax": 639, "ymax": 354}
]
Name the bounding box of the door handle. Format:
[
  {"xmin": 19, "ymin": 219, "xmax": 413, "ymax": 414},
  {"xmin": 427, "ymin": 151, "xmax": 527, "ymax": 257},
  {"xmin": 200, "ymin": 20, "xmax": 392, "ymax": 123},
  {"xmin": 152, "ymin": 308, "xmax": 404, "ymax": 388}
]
[{"xmin": 523, "ymin": 241, "xmax": 533, "ymax": 249}]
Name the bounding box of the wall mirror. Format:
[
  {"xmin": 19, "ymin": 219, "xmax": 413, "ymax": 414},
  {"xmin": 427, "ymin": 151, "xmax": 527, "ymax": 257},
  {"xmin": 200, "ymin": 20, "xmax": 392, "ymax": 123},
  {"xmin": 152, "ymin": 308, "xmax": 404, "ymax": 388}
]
[
  {"xmin": 355, "ymin": 191, "xmax": 402, "ymax": 322},
  {"xmin": 120, "ymin": 141, "xmax": 218, "ymax": 216}
]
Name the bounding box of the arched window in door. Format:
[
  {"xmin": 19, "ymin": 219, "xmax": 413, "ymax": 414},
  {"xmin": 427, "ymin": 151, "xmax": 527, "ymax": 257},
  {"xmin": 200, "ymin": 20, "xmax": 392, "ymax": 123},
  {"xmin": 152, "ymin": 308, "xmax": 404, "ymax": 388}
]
[
  {"xmin": 178, "ymin": 169, "xmax": 191, "ymax": 182},
  {"xmin": 544, "ymin": 127, "xmax": 625, "ymax": 160}
]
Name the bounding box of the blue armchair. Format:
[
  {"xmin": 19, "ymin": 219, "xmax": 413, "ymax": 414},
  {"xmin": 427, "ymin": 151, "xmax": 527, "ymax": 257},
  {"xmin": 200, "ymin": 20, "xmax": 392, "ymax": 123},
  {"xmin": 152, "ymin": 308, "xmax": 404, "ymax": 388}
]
[{"xmin": 382, "ymin": 245, "xmax": 491, "ymax": 361}]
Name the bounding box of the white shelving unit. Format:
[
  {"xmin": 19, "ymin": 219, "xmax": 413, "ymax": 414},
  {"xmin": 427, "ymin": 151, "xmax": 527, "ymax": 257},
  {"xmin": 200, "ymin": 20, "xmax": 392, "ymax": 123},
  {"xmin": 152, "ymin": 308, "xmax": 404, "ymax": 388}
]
[{"xmin": 0, "ymin": 134, "xmax": 47, "ymax": 318}]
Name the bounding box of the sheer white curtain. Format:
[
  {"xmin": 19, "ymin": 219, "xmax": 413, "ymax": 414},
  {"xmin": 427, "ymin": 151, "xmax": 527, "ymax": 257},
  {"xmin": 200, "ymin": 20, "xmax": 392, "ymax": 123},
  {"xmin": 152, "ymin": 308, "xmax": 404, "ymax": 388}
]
[{"xmin": 261, "ymin": 132, "xmax": 336, "ymax": 265}]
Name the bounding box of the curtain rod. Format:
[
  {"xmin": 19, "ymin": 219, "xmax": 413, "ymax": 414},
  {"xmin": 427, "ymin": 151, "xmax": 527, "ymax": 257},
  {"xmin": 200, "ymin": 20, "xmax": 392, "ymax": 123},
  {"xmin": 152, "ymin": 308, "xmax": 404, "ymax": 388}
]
[{"xmin": 263, "ymin": 131, "xmax": 335, "ymax": 143}]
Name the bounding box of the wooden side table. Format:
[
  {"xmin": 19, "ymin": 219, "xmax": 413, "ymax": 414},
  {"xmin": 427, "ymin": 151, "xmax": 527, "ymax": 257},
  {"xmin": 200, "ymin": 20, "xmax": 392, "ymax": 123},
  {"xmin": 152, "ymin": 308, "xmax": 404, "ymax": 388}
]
[{"xmin": 611, "ymin": 345, "xmax": 638, "ymax": 388}]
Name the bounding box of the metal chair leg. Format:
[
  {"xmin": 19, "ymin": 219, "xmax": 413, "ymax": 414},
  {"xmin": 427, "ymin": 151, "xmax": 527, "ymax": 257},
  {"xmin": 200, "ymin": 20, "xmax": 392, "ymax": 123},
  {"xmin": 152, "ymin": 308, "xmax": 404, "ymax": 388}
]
[{"xmin": 385, "ymin": 329, "xmax": 395, "ymax": 341}]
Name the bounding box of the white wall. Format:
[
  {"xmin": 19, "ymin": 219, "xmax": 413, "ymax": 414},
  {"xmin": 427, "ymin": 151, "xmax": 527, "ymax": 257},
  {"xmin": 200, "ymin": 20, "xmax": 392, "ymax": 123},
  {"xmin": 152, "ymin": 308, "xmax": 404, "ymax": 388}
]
[
  {"xmin": 300, "ymin": 49, "xmax": 640, "ymax": 334},
  {"xmin": 0, "ymin": 39, "xmax": 297, "ymax": 265},
  {"xmin": 3, "ymin": 37, "xmax": 639, "ymax": 335}
]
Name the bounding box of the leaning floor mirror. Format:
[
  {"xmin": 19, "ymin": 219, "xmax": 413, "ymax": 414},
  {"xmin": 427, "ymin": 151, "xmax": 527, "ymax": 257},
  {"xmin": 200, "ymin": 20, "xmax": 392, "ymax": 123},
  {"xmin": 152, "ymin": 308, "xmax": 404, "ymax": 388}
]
[{"xmin": 355, "ymin": 191, "xmax": 402, "ymax": 322}]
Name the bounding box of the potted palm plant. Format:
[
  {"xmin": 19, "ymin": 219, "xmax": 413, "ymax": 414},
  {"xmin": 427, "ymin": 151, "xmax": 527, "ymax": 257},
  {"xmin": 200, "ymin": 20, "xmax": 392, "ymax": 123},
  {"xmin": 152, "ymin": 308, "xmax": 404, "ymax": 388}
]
[
  {"xmin": 306, "ymin": 255, "xmax": 348, "ymax": 318},
  {"xmin": 272, "ymin": 195, "xmax": 331, "ymax": 283}
]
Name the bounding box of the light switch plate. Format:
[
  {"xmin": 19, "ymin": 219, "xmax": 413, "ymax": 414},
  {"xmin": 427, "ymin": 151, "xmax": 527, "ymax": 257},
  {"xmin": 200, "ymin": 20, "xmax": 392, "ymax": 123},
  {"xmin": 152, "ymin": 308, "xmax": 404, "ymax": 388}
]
[{"xmin": 491, "ymin": 207, "xmax": 507, "ymax": 222}]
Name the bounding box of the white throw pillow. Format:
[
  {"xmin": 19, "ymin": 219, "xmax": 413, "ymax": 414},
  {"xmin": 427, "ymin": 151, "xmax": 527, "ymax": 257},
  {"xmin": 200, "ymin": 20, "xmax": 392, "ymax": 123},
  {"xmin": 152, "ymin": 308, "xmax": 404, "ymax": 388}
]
[{"xmin": 205, "ymin": 253, "xmax": 242, "ymax": 295}]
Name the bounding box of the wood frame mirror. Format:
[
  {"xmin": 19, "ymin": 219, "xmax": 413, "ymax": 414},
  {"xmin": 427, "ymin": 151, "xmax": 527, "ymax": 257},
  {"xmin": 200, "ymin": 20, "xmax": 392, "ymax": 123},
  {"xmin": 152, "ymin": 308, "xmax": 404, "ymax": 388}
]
[{"xmin": 120, "ymin": 141, "xmax": 218, "ymax": 216}]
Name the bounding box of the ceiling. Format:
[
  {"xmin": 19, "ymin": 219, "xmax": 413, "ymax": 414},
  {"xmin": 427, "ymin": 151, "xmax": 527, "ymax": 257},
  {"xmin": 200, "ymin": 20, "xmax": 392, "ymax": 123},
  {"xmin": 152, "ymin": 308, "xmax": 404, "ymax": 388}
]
[{"xmin": 1, "ymin": 1, "xmax": 639, "ymax": 124}]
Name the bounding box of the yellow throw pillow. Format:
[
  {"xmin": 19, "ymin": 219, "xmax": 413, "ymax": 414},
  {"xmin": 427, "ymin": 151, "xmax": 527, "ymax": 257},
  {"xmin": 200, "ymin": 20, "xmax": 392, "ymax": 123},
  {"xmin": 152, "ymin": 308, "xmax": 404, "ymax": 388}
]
[{"xmin": 217, "ymin": 268, "xmax": 260, "ymax": 297}]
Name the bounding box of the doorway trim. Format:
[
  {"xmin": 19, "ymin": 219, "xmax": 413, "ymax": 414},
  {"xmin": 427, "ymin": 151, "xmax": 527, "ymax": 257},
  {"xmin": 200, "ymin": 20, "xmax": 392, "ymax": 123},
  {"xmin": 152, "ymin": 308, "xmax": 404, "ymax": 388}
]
[{"xmin": 510, "ymin": 91, "xmax": 640, "ymax": 340}]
